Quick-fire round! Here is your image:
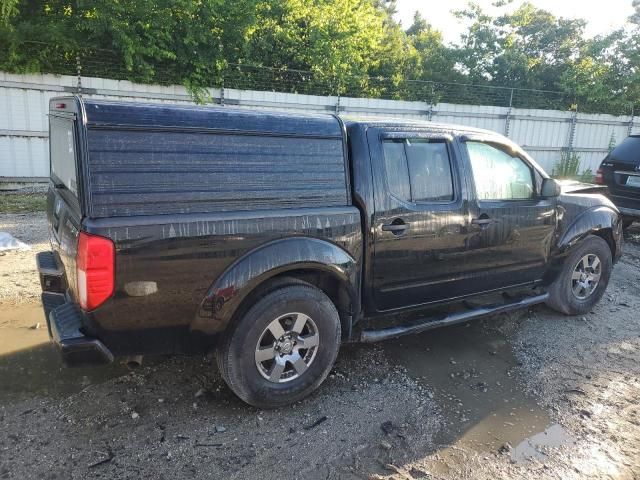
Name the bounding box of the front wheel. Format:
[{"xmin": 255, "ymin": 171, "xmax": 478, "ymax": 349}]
[
  {"xmin": 216, "ymin": 283, "xmax": 341, "ymax": 408},
  {"xmin": 546, "ymin": 235, "xmax": 613, "ymax": 315}
]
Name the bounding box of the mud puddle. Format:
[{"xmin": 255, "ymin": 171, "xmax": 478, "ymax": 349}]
[
  {"xmin": 0, "ymin": 303, "xmax": 129, "ymax": 403},
  {"xmin": 382, "ymin": 316, "xmax": 573, "ymax": 466}
]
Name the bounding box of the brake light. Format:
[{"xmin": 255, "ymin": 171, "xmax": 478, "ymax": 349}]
[
  {"xmin": 595, "ymin": 168, "xmax": 605, "ymax": 185},
  {"xmin": 76, "ymin": 232, "xmax": 115, "ymax": 311}
]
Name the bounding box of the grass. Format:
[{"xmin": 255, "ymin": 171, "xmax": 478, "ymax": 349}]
[{"xmin": 0, "ymin": 193, "xmax": 47, "ymax": 213}]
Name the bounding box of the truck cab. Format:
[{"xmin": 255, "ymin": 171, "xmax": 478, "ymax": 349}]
[
  {"xmin": 350, "ymin": 121, "xmax": 559, "ymax": 312},
  {"xmin": 38, "ymin": 97, "xmax": 622, "ymax": 408}
]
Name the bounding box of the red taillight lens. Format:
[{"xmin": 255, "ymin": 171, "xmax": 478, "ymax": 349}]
[
  {"xmin": 76, "ymin": 232, "xmax": 115, "ymax": 311},
  {"xmin": 595, "ymin": 168, "xmax": 605, "ymax": 185}
]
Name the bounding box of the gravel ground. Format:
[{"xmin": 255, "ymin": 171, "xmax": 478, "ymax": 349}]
[
  {"xmin": 0, "ymin": 213, "xmax": 639, "ymax": 479},
  {"xmin": 0, "ymin": 213, "xmax": 49, "ymax": 305}
]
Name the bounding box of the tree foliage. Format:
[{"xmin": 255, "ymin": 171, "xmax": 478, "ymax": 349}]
[{"xmin": 1, "ymin": 0, "xmax": 639, "ymax": 113}]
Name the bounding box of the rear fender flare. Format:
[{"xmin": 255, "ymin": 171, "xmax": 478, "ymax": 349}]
[{"xmin": 192, "ymin": 237, "xmax": 358, "ymax": 333}]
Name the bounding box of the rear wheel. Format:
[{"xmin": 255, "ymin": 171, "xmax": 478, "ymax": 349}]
[
  {"xmin": 546, "ymin": 235, "xmax": 612, "ymax": 315},
  {"xmin": 216, "ymin": 282, "xmax": 341, "ymax": 408}
]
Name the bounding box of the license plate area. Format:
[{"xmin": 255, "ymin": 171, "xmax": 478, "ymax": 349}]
[{"xmin": 626, "ymin": 175, "xmax": 640, "ymax": 188}]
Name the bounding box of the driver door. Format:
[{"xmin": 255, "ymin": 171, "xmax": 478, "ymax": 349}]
[{"xmin": 461, "ymin": 137, "xmax": 557, "ymax": 289}]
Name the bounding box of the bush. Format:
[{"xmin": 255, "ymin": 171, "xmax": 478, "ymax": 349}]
[
  {"xmin": 551, "ymin": 151, "xmax": 594, "ymax": 182},
  {"xmin": 552, "ymin": 150, "xmax": 581, "ymax": 178}
]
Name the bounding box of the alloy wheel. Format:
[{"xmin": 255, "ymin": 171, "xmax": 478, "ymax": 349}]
[
  {"xmin": 254, "ymin": 312, "xmax": 320, "ymax": 383},
  {"xmin": 571, "ymin": 254, "xmax": 601, "ymax": 300}
]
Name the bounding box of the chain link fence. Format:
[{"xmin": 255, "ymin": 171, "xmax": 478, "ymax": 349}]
[
  {"xmin": 9, "ymin": 41, "xmax": 596, "ymax": 114},
  {"xmin": 3, "ymin": 42, "xmax": 639, "ymax": 181}
]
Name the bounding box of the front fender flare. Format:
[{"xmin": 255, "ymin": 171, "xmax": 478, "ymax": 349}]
[
  {"xmin": 557, "ymin": 205, "xmax": 622, "ymax": 256},
  {"xmin": 191, "ymin": 237, "xmax": 358, "ymax": 333}
]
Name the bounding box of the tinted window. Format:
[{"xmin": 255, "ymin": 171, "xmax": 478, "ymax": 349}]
[
  {"xmin": 610, "ymin": 136, "xmax": 640, "ymax": 164},
  {"xmin": 466, "ymin": 142, "xmax": 534, "ymax": 200},
  {"xmin": 406, "ymin": 140, "xmax": 454, "ymax": 202},
  {"xmin": 382, "ymin": 141, "xmax": 411, "ymax": 201},
  {"xmin": 382, "ymin": 139, "xmax": 454, "ymax": 203},
  {"xmin": 50, "ymin": 117, "xmax": 78, "ymax": 196}
]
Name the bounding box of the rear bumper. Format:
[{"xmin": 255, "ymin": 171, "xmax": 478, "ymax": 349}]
[
  {"xmin": 617, "ymin": 206, "xmax": 640, "ymax": 219},
  {"xmin": 607, "ymin": 193, "xmax": 640, "ymax": 218},
  {"xmin": 37, "ymin": 251, "xmax": 113, "ymax": 366}
]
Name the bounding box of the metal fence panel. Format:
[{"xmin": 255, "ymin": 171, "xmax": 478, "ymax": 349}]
[{"xmin": 1, "ymin": 72, "xmax": 637, "ymax": 181}]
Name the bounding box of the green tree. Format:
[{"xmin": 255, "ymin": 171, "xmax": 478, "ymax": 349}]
[
  {"xmin": 560, "ymin": 31, "xmax": 633, "ymax": 114},
  {"xmin": 1, "ymin": 0, "xmax": 639, "ymax": 112},
  {"xmin": 243, "ymin": 0, "xmax": 413, "ymax": 97},
  {"xmin": 0, "ymin": 0, "xmax": 260, "ymax": 93},
  {"xmin": 454, "ymin": 2, "xmax": 585, "ymax": 90}
]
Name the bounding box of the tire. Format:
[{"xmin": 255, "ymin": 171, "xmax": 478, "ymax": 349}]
[
  {"xmin": 546, "ymin": 235, "xmax": 612, "ymax": 315},
  {"xmin": 216, "ymin": 283, "xmax": 341, "ymax": 408}
]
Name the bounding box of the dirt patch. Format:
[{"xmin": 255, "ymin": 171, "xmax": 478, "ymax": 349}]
[
  {"xmin": 0, "ymin": 212, "xmax": 49, "ymax": 304},
  {"xmin": 0, "ymin": 341, "xmax": 440, "ymax": 479},
  {"xmin": 0, "ymin": 221, "xmax": 639, "ymax": 479}
]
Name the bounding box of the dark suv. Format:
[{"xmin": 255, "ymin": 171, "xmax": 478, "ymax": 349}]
[
  {"xmin": 596, "ymin": 135, "xmax": 640, "ymax": 228},
  {"xmin": 38, "ymin": 96, "xmax": 622, "ymax": 407}
]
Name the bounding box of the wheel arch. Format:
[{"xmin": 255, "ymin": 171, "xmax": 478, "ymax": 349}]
[
  {"xmin": 557, "ymin": 205, "xmax": 622, "ymax": 261},
  {"xmin": 191, "ymin": 237, "xmax": 360, "ymax": 338}
]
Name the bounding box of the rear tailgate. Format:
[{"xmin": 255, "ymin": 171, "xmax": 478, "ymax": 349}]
[
  {"xmin": 607, "ymin": 161, "xmax": 640, "ymax": 199},
  {"xmin": 46, "ymin": 98, "xmax": 84, "ymax": 302}
]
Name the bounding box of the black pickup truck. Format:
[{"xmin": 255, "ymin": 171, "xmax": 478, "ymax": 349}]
[{"xmin": 38, "ymin": 96, "xmax": 622, "ymax": 407}]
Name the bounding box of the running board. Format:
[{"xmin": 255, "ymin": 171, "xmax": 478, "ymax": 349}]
[{"xmin": 359, "ymin": 293, "xmax": 549, "ymax": 343}]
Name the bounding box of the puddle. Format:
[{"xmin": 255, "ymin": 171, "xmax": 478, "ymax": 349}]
[
  {"xmin": 0, "ymin": 303, "xmax": 128, "ymax": 403},
  {"xmin": 511, "ymin": 423, "xmax": 575, "ymax": 463},
  {"xmin": 382, "ymin": 317, "xmax": 574, "ymax": 465}
]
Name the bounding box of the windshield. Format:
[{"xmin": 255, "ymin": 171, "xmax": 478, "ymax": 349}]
[{"xmin": 49, "ymin": 116, "xmax": 78, "ymax": 195}]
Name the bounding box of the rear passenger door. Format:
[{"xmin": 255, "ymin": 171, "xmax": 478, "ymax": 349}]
[
  {"xmin": 368, "ymin": 129, "xmax": 475, "ymax": 311},
  {"xmin": 460, "ymin": 137, "xmax": 557, "ymax": 288}
]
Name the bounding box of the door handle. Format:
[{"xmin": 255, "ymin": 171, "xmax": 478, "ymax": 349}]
[
  {"xmin": 471, "ymin": 218, "xmax": 496, "ymax": 226},
  {"xmin": 382, "ymin": 222, "xmax": 409, "ymax": 234}
]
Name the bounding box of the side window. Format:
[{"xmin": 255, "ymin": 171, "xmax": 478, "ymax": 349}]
[
  {"xmin": 466, "ymin": 142, "xmax": 534, "ymax": 200},
  {"xmin": 382, "ymin": 141, "xmax": 411, "ymax": 201},
  {"xmin": 382, "ymin": 139, "xmax": 455, "ymax": 203}
]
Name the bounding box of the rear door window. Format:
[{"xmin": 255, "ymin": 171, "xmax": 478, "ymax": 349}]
[
  {"xmin": 382, "ymin": 141, "xmax": 411, "ymax": 201},
  {"xmin": 50, "ymin": 116, "xmax": 78, "ymax": 196},
  {"xmin": 382, "ymin": 139, "xmax": 455, "ymax": 203}
]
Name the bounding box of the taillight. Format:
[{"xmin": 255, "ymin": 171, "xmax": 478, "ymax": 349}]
[
  {"xmin": 595, "ymin": 168, "xmax": 605, "ymax": 185},
  {"xmin": 76, "ymin": 232, "xmax": 115, "ymax": 311}
]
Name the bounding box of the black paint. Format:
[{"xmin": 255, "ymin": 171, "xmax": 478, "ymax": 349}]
[{"xmin": 42, "ymin": 97, "xmax": 622, "ymax": 358}]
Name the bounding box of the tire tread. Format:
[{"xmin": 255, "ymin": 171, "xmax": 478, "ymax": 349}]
[{"xmin": 216, "ymin": 281, "xmax": 340, "ymax": 408}]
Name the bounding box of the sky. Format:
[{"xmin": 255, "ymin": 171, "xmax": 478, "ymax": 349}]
[{"xmin": 394, "ymin": 0, "xmax": 636, "ymax": 44}]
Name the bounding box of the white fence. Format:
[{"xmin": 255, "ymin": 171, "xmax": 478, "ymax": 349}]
[{"xmin": 1, "ymin": 71, "xmax": 638, "ymax": 181}]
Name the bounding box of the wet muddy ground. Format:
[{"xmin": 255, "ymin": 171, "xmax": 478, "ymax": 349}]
[{"xmin": 1, "ymin": 214, "xmax": 639, "ymax": 479}]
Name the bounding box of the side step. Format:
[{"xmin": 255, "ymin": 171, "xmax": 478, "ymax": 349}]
[
  {"xmin": 36, "ymin": 251, "xmax": 66, "ymax": 293},
  {"xmin": 359, "ymin": 293, "xmax": 549, "ymax": 343},
  {"xmin": 41, "ymin": 291, "xmax": 66, "ymax": 337}
]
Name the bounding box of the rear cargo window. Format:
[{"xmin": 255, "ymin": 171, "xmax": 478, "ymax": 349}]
[
  {"xmin": 610, "ymin": 136, "xmax": 640, "ymax": 164},
  {"xmin": 50, "ymin": 117, "xmax": 78, "ymax": 196}
]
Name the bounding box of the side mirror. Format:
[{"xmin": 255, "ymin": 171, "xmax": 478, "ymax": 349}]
[{"xmin": 541, "ymin": 178, "xmax": 561, "ymax": 198}]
